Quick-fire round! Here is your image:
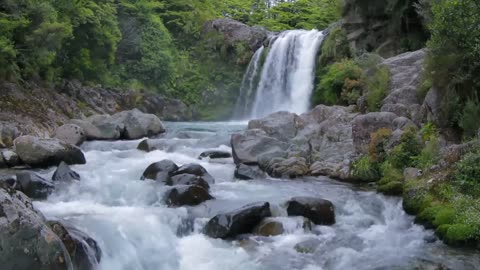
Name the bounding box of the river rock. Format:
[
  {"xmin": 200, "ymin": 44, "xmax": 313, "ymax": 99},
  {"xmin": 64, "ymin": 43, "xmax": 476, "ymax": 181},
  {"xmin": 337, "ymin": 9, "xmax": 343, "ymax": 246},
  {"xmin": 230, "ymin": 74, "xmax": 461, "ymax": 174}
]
[
  {"xmin": 234, "ymin": 164, "xmax": 266, "ymax": 180},
  {"xmin": 0, "ymin": 187, "xmax": 71, "ymax": 270},
  {"xmin": 54, "ymin": 124, "xmax": 86, "ymax": 146},
  {"xmin": 52, "ymin": 162, "xmax": 81, "ymax": 182},
  {"xmin": 264, "ymin": 157, "xmax": 310, "ymax": 178},
  {"xmin": 204, "ymin": 202, "xmax": 272, "ymax": 239},
  {"xmin": 167, "ymin": 174, "xmax": 210, "ymax": 190},
  {"xmin": 110, "ymin": 109, "xmax": 165, "ymax": 140},
  {"xmin": 48, "ymin": 222, "xmax": 101, "ymax": 270},
  {"xmin": 248, "ymin": 111, "xmax": 305, "ymax": 141},
  {"xmin": 1, "ymin": 150, "xmax": 20, "ymax": 167},
  {"xmin": 14, "ymin": 136, "xmax": 86, "ymax": 168},
  {"xmin": 294, "ymin": 238, "xmax": 321, "ymax": 254},
  {"xmin": 173, "ymin": 163, "xmax": 215, "ymax": 184},
  {"xmin": 141, "ymin": 160, "xmax": 179, "ymax": 181},
  {"xmin": 16, "ymin": 172, "xmax": 54, "ymax": 200},
  {"xmin": 69, "ymin": 119, "xmax": 120, "ymax": 141},
  {"xmin": 253, "ymin": 218, "xmax": 284, "ymax": 236},
  {"xmin": 0, "ymin": 155, "xmax": 6, "ymax": 169},
  {"xmin": 0, "ymin": 123, "xmax": 20, "ymax": 148},
  {"xmin": 286, "ymin": 197, "xmax": 335, "ymax": 225},
  {"xmin": 199, "ymin": 150, "xmax": 232, "ymax": 160},
  {"xmin": 231, "ymin": 129, "xmax": 289, "ymax": 165},
  {"xmin": 164, "ymin": 185, "xmax": 213, "ymax": 207}
]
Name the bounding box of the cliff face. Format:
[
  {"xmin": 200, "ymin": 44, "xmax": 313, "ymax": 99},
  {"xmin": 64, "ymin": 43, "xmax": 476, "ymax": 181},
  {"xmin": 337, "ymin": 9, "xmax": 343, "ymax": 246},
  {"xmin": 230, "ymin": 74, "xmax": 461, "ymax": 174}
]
[
  {"xmin": 0, "ymin": 80, "xmax": 193, "ymax": 137},
  {"xmin": 342, "ymin": 0, "xmax": 428, "ymax": 57}
]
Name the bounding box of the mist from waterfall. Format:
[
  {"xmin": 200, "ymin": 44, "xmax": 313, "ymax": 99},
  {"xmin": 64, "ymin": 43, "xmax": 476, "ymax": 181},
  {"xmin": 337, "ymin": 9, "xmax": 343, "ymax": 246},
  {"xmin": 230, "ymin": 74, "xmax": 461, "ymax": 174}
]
[{"xmin": 234, "ymin": 29, "xmax": 325, "ymax": 119}]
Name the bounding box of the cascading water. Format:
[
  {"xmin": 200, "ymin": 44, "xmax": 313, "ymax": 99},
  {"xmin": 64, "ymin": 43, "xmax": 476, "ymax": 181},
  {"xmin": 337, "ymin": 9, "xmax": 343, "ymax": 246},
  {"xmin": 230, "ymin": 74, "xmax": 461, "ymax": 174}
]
[
  {"xmin": 233, "ymin": 46, "xmax": 265, "ymax": 119},
  {"xmin": 234, "ymin": 29, "xmax": 325, "ymax": 119}
]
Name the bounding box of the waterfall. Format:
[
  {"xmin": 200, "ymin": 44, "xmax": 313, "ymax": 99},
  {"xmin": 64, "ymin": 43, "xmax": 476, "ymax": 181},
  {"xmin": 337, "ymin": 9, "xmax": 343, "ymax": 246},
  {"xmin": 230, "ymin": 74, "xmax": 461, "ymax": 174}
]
[
  {"xmin": 233, "ymin": 46, "xmax": 265, "ymax": 119},
  {"xmin": 234, "ymin": 29, "xmax": 325, "ymax": 119}
]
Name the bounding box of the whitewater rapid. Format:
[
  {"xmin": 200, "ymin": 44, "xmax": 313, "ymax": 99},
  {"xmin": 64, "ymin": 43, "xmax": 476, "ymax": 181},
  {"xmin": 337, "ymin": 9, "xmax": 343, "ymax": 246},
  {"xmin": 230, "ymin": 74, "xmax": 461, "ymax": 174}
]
[{"xmin": 33, "ymin": 122, "xmax": 479, "ymax": 270}]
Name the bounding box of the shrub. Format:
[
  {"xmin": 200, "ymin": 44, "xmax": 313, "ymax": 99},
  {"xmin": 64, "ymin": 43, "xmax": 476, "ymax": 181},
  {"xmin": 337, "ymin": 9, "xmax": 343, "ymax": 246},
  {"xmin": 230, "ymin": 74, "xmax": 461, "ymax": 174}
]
[
  {"xmin": 377, "ymin": 163, "xmax": 404, "ymax": 195},
  {"xmin": 388, "ymin": 128, "xmax": 422, "ymax": 169},
  {"xmin": 351, "ymin": 155, "xmax": 379, "ymax": 181},
  {"xmin": 415, "ymin": 137, "xmax": 441, "ymax": 170},
  {"xmin": 313, "ymin": 59, "xmax": 363, "ymax": 105},
  {"xmin": 454, "ymin": 147, "xmax": 480, "ymax": 197},
  {"xmin": 368, "ymin": 128, "xmax": 393, "ymax": 162},
  {"xmin": 458, "ymin": 98, "xmax": 480, "ymax": 139},
  {"xmin": 419, "ymin": 122, "xmax": 439, "ymax": 142},
  {"xmin": 364, "ymin": 65, "xmax": 390, "ymax": 112},
  {"xmin": 318, "ymin": 26, "xmax": 351, "ymax": 66}
]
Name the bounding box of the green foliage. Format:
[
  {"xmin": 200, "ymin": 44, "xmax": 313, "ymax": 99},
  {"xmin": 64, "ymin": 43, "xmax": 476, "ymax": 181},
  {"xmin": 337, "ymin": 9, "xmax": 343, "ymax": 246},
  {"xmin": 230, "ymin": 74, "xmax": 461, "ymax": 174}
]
[
  {"xmin": 415, "ymin": 137, "xmax": 441, "ymax": 170},
  {"xmin": 313, "ymin": 59, "xmax": 363, "ymax": 105},
  {"xmin": 377, "ymin": 163, "xmax": 404, "ymax": 195},
  {"xmin": 458, "ymin": 98, "xmax": 480, "ymax": 139},
  {"xmin": 388, "ymin": 128, "xmax": 422, "ymax": 169},
  {"xmin": 454, "ymin": 146, "xmax": 480, "ymax": 196},
  {"xmin": 318, "ymin": 26, "xmax": 351, "ymax": 66},
  {"xmin": 364, "ymin": 65, "xmax": 390, "ymax": 112},
  {"xmin": 351, "ymin": 155, "xmax": 379, "ymax": 181},
  {"xmin": 368, "ymin": 128, "xmax": 393, "ymax": 163}
]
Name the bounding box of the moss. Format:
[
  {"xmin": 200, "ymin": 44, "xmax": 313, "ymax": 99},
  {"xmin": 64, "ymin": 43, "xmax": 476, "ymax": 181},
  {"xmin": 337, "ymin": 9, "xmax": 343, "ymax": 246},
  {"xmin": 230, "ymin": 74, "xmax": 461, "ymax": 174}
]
[
  {"xmin": 439, "ymin": 224, "xmax": 477, "ymax": 246},
  {"xmin": 378, "ymin": 181, "xmax": 403, "ymax": 195}
]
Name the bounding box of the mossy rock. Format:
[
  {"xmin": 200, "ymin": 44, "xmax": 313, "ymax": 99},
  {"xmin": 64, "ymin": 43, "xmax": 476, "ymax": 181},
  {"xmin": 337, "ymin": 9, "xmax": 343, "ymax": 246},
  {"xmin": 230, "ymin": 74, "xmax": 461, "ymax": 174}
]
[
  {"xmin": 437, "ymin": 224, "xmax": 477, "ymax": 247},
  {"xmin": 415, "ymin": 205, "xmax": 455, "ymax": 229},
  {"xmin": 378, "ymin": 180, "xmax": 403, "ymax": 196}
]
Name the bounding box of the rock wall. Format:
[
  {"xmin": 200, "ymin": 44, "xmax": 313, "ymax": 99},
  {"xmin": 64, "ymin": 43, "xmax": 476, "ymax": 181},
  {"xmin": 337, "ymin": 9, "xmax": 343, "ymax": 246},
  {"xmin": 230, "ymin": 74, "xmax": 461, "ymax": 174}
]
[
  {"xmin": 342, "ymin": 0, "xmax": 428, "ymax": 57},
  {"xmin": 0, "ymin": 80, "xmax": 193, "ymax": 138}
]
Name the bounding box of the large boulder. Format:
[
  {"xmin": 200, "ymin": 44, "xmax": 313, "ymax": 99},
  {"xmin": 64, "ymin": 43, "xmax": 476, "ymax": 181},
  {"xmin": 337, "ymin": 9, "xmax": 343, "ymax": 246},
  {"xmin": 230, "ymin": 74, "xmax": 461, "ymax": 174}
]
[
  {"xmin": 0, "ymin": 187, "xmax": 72, "ymax": 270},
  {"xmin": 86, "ymin": 114, "xmax": 124, "ymax": 140},
  {"xmin": 1, "ymin": 150, "xmax": 20, "ymax": 167},
  {"xmin": 48, "ymin": 222, "xmax": 101, "ymax": 270},
  {"xmin": 16, "ymin": 172, "xmax": 54, "ymax": 200},
  {"xmin": 52, "ymin": 162, "xmax": 81, "ymax": 182},
  {"xmin": 234, "ymin": 164, "xmax": 266, "ymax": 180},
  {"xmin": 164, "ymin": 185, "xmax": 213, "ymax": 207},
  {"xmin": 141, "ymin": 160, "xmax": 179, "ymax": 181},
  {"xmin": 54, "ymin": 124, "xmax": 86, "ymax": 146},
  {"xmin": 173, "ymin": 163, "xmax": 215, "ymax": 184},
  {"xmin": 69, "ymin": 119, "xmax": 120, "ymax": 141},
  {"xmin": 248, "ymin": 111, "xmax": 305, "ymax": 141},
  {"xmin": 167, "ymin": 174, "xmax": 210, "ymax": 190},
  {"xmin": 286, "ymin": 197, "xmax": 335, "ymax": 225},
  {"xmin": 262, "ymin": 157, "xmax": 310, "ymax": 178},
  {"xmin": 203, "ymin": 202, "xmax": 272, "ymax": 239},
  {"xmin": 14, "ymin": 136, "xmax": 86, "ymax": 168},
  {"xmin": 231, "ymin": 129, "xmax": 289, "ymax": 165},
  {"xmin": 110, "ymin": 109, "xmax": 165, "ymax": 140},
  {"xmin": 352, "ymin": 112, "xmax": 398, "ymax": 154},
  {"xmin": 0, "ymin": 123, "xmax": 20, "ymax": 148}
]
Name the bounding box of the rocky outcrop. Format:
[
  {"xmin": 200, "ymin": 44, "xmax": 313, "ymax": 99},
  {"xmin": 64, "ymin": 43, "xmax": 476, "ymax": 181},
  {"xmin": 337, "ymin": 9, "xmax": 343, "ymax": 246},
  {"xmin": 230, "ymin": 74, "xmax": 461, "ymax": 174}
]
[
  {"xmin": 0, "ymin": 187, "xmax": 71, "ymax": 270},
  {"xmin": 1, "ymin": 150, "xmax": 20, "ymax": 168},
  {"xmin": 352, "ymin": 112, "xmax": 398, "ymax": 153},
  {"xmin": 342, "ymin": 0, "xmax": 427, "ymax": 57},
  {"xmin": 0, "ymin": 80, "xmax": 192, "ymax": 138},
  {"xmin": 203, "ymin": 19, "xmax": 269, "ymax": 53},
  {"xmin": 234, "ymin": 164, "xmax": 266, "ymax": 180},
  {"xmin": 247, "ymin": 111, "xmax": 305, "ymax": 141},
  {"xmin": 203, "ymin": 202, "xmax": 272, "ymax": 239},
  {"xmin": 14, "ymin": 136, "xmax": 86, "ymax": 168},
  {"xmin": 286, "ymin": 197, "xmax": 336, "ymax": 225},
  {"xmin": 381, "ymin": 49, "xmax": 426, "ymax": 124},
  {"xmin": 231, "ymin": 129, "xmax": 289, "ymax": 165}
]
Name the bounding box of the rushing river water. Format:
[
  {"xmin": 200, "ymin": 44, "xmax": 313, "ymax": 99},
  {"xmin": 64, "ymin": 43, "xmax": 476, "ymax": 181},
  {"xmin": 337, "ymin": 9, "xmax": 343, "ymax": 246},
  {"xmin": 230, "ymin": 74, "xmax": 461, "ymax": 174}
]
[{"xmin": 33, "ymin": 122, "xmax": 479, "ymax": 270}]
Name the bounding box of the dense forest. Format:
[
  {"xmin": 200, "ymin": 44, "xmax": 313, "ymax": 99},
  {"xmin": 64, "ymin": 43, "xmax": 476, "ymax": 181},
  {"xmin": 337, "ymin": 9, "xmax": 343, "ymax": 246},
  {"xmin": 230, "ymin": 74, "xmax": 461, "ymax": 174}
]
[{"xmin": 0, "ymin": 0, "xmax": 341, "ymax": 118}]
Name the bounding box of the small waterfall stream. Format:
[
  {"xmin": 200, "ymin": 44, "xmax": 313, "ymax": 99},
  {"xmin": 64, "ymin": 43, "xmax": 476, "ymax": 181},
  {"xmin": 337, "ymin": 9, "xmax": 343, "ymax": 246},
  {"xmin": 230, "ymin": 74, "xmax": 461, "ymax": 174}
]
[{"xmin": 234, "ymin": 29, "xmax": 325, "ymax": 119}]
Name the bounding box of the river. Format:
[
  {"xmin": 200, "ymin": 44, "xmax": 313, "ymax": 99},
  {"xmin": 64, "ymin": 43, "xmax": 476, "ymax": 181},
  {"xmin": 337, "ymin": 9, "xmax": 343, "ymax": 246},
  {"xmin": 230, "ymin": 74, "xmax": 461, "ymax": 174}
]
[{"xmin": 33, "ymin": 122, "xmax": 479, "ymax": 270}]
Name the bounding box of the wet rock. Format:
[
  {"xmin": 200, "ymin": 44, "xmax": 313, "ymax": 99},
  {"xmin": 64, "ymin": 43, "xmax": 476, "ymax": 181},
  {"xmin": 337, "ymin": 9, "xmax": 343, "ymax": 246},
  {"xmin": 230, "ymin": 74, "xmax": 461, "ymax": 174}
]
[
  {"xmin": 248, "ymin": 111, "xmax": 305, "ymax": 141},
  {"xmin": 287, "ymin": 197, "xmax": 335, "ymax": 225},
  {"xmin": 234, "ymin": 164, "xmax": 266, "ymax": 180},
  {"xmin": 69, "ymin": 119, "xmax": 121, "ymax": 141},
  {"xmin": 48, "ymin": 222, "xmax": 101, "ymax": 270},
  {"xmin": 231, "ymin": 129, "xmax": 289, "ymax": 165},
  {"xmin": 110, "ymin": 109, "xmax": 165, "ymax": 140},
  {"xmin": 1, "ymin": 150, "xmax": 20, "ymax": 167},
  {"xmin": 265, "ymin": 157, "xmax": 310, "ymax": 178},
  {"xmin": 204, "ymin": 202, "xmax": 272, "ymax": 239},
  {"xmin": 164, "ymin": 185, "xmax": 213, "ymax": 207},
  {"xmin": 54, "ymin": 124, "xmax": 86, "ymax": 146},
  {"xmin": 16, "ymin": 172, "xmax": 54, "ymax": 200},
  {"xmin": 294, "ymin": 238, "xmax": 321, "ymax": 254},
  {"xmin": 0, "ymin": 123, "xmax": 20, "ymax": 148},
  {"xmin": 0, "ymin": 154, "xmax": 6, "ymax": 169},
  {"xmin": 141, "ymin": 160, "xmax": 178, "ymax": 181},
  {"xmin": 253, "ymin": 218, "xmax": 284, "ymax": 236},
  {"xmin": 0, "ymin": 175, "xmax": 17, "ymax": 190},
  {"xmin": 199, "ymin": 150, "xmax": 232, "ymax": 160},
  {"xmin": 0, "ymin": 187, "xmax": 71, "ymax": 270},
  {"xmin": 52, "ymin": 162, "xmax": 81, "ymax": 182},
  {"xmin": 173, "ymin": 163, "xmax": 215, "ymax": 184},
  {"xmin": 167, "ymin": 174, "xmax": 210, "ymax": 190},
  {"xmin": 14, "ymin": 136, "xmax": 86, "ymax": 167}
]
